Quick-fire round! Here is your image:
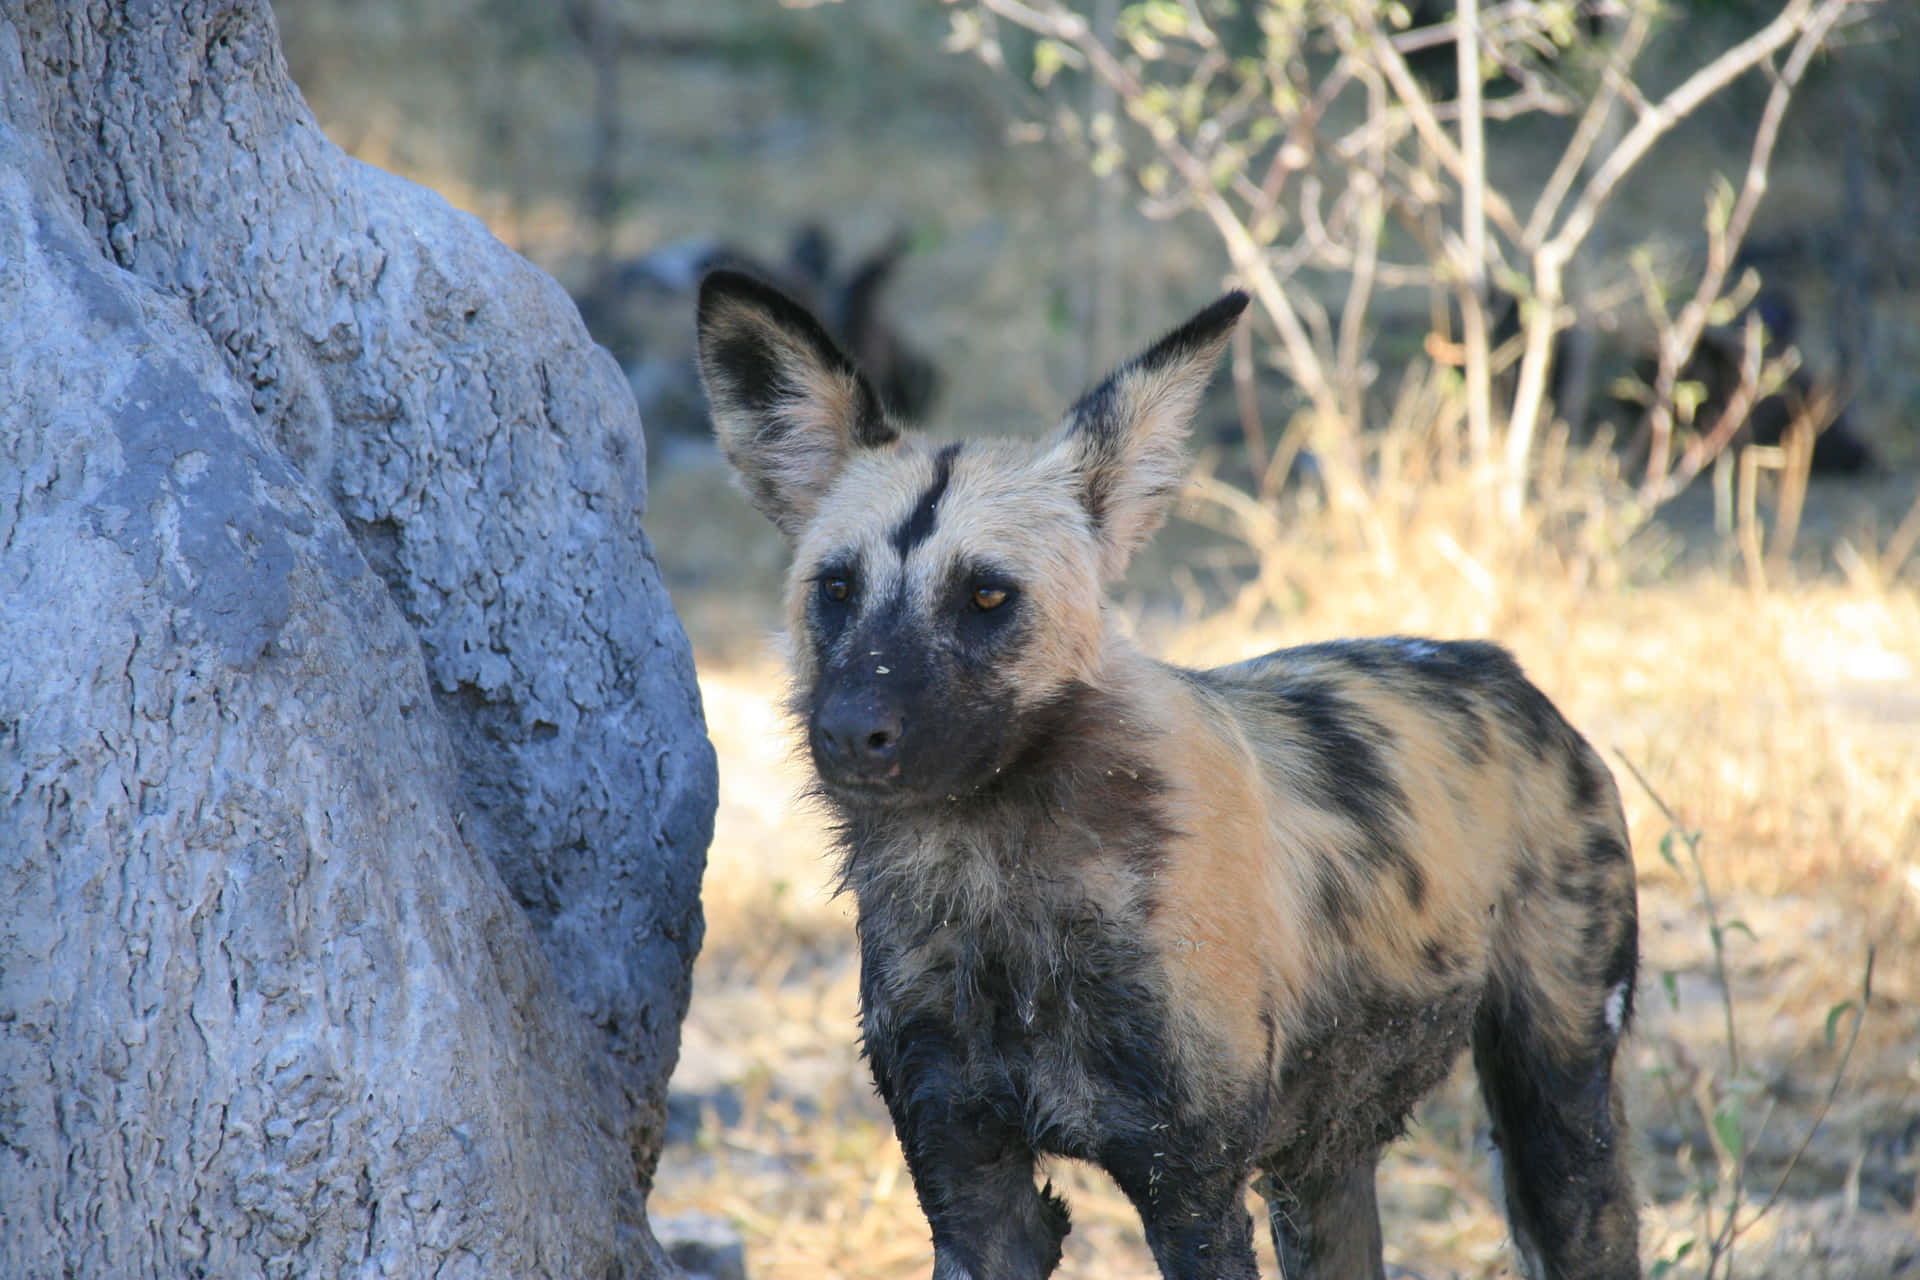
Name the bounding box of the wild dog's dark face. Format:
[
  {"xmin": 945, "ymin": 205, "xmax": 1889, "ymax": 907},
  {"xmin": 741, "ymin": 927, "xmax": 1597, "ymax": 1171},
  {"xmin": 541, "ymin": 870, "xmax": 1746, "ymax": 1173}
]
[{"xmin": 697, "ymin": 271, "xmax": 1248, "ymax": 806}]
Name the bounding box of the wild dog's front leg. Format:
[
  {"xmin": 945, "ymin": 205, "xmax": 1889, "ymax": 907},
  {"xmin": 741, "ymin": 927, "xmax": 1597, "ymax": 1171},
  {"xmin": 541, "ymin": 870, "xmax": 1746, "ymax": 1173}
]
[
  {"xmin": 1260, "ymin": 1162, "xmax": 1388, "ymax": 1280},
  {"xmin": 918, "ymin": 1140, "xmax": 1069, "ymax": 1280},
  {"xmin": 884, "ymin": 1084, "xmax": 1069, "ymax": 1280},
  {"xmin": 865, "ymin": 1000, "xmax": 1069, "ymax": 1279}
]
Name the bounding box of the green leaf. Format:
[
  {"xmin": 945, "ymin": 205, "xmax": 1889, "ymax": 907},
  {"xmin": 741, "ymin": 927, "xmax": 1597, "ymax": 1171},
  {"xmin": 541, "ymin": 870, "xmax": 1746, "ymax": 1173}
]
[
  {"xmin": 1723, "ymin": 918, "xmax": 1755, "ymax": 942},
  {"xmin": 1033, "ymin": 39, "xmax": 1066, "ymax": 89},
  {"xmin": 1713, "ymin": 1095, "xmax": 1745, "ymax": 1160},
  {"xmin": 1658, "ymin": 830, "xmax": 1680, "ymax": 870},
  {"xmin": 1674, "ymin": 379, "xmax": 1708, "ymax": 428},
  {"xmin": 1139, "ymin": 0, "xmax": 1190, "ymax": 39},
  {"xmin": 1611, "ymin": 373, "xmax": 1653, "ymax": 408},
  {"xmin": 1825, "ymin": 1000, "xmax": 1856, "ymax": 1049},
  {"xmin": 1661, "ymin": 971, "xmax": 1680, "ymax": 1010},
  {"xmin": 1705, "ymin": 174, "xmax": 1737, "ymax": 233},
  {"xmin": 1651, "ymin": 1238, "xmax": 1696, "ymax": 1279}
]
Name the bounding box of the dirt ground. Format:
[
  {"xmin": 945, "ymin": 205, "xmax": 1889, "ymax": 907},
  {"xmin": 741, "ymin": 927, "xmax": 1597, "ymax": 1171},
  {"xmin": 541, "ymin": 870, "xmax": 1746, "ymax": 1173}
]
[{"xmin": 278, "ymin": 3, "xmax": 1920, "ymax": 1275}]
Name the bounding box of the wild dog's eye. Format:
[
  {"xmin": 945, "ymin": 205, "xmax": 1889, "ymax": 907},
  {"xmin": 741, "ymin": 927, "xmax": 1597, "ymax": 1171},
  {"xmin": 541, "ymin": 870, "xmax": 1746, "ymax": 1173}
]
[
  {"xmin": 820, "ymin": 575, "xmax": 852, "ymax": 603},
  {"xmin": 971, "ymin": 585, "xmax": 1010, "ymax": 611}
]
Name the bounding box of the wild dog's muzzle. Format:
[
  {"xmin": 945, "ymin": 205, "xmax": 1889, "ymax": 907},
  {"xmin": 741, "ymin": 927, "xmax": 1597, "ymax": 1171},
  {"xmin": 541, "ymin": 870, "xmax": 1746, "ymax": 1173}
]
[{"xmin": 811, "ymin": 687, "xmax": 908, "ymax": 790}]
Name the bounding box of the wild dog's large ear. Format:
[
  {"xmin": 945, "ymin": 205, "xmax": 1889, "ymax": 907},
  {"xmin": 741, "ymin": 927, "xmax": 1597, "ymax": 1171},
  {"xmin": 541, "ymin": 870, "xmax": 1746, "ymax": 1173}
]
[
  {"xmin": 1051, "ymin": 290, "xmax": 1249, "ymax": 578},
  {"xmin": 696, "ymin": 269, "xmax": 899, "ymax": 537}
]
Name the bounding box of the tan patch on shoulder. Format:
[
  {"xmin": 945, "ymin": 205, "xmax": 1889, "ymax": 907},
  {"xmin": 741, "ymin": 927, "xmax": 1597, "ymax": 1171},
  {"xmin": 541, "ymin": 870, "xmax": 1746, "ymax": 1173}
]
[{"xmin": 1144, "ymin": 673, "xmax": 1313, "ymax": 1088}]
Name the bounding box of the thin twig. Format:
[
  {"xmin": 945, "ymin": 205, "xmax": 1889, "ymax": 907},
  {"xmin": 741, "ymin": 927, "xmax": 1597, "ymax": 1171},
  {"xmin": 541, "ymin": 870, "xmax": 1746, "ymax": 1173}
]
[
  {"xmin": 1732, "ymin": 946, "xmax": 1875, "ymax": 1246},
  {"xmin": 1336, "ymin": 69, "xmax": 1387, "ymax": 429},
  {"xmin": 1613, "ymin": 752, "xmax": 1743, "ymax": 1076}
]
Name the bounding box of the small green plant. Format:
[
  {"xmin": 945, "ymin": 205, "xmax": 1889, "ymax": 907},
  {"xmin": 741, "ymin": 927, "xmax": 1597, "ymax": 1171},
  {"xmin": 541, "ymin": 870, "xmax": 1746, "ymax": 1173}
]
[{"xmin": 1617, "ymin": 752, "xmax": 1875, "ymax": 1280}]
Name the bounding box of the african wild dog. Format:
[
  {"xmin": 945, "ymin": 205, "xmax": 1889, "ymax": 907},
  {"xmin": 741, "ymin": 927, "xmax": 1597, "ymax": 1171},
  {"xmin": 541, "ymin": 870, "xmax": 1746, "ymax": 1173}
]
[{"xmin": 696, "ymin": 270, "xmax": 1642, "ymax": 1280}]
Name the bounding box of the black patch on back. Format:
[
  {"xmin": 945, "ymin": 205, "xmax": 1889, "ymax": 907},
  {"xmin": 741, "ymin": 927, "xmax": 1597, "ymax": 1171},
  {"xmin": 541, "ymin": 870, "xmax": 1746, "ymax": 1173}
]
[
  {"xmin": 1513, "ymin": 857, "xmax": 1542, "ymax": 897},
  {"xmin": 1314, "ymin": 864, "xmax": 1361, "ymax": 944},
  {"xmin": 1384, "ymin": 639, "xmax": 1498, "ymax": 762},
  {"xmin": 1374, "ymin": 638, "xmax": 1515, "ymax": 763},
  {"xmin": 1554, "ymin": 858, "xmax": 1608, "ymax": 912},
  {"xmin": 1240, "ymin": 676, "xmax": 1425, "ymax": 910},
  {"xmin": 891, "ymin": 442, "xmax": 962, "ymax": 555},
  {"xmin": 1583, "ymin": 830, "xmax": 1628, "ymax": 867},
  {"xmin": 1265, "ymin": 637, "xmax": 1571, "ymax": 767},
  {"xmin": 1566, "ymin": 745, "xmax": 1607, "ymax": 811},
  {"xmin": 1421, "ymin": 642, "xmax": 1570, "ymax": 755},
  {"xmin": 1378, "ymin": 637, "xmax": 1553, "ymax": 761}
]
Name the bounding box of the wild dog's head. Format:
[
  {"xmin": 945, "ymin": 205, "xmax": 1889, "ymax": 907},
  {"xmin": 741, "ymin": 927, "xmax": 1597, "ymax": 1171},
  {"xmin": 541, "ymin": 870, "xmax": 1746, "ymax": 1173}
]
[{"xmin": 697, "ymin": 270, "xmax": 1246, "ymax": 807}]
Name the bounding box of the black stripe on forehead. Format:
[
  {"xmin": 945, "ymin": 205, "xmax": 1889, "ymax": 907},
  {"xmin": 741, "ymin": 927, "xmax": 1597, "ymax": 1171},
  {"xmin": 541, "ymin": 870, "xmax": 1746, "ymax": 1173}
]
[{"xmin": 889, "ymin": 442, "xmax": 963, "ymax": 557}]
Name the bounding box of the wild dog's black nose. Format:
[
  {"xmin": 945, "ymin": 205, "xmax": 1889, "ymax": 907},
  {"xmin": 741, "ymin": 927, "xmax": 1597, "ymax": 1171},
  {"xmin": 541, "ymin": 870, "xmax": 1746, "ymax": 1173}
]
[{"xmin": 813, "ymin": 693, "xmax": 905, "ymax": 778}]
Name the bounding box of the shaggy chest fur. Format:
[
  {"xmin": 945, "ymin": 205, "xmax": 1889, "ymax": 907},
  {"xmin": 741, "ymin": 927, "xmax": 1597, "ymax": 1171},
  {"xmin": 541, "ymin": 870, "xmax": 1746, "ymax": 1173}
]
[
  {"xmin": 844, "ymin": 787, "xmax": 1191, "ymax": 1164},
  {"xmin": 863, "ymin": 892, "xmax": 1172, "ymax": 1160},
  {"xmin": 847, "ymin": 802, "xmax": 1484, "ymax": 1194}
]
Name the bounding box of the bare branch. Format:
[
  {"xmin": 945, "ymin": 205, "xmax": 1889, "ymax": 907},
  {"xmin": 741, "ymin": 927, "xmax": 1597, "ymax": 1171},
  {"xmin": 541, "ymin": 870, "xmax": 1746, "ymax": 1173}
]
[
  {"xmin": 1544, "ymin": 0, "xmax": 1844, "ymax": 265},
  {"xmin": 1522, "ymin": 6, "xmax": 1653, "ymax": 251},
  {"xmin": 1639, "ymin": 0, "xmax": 1854, "ymax": 501},
  {"xmin": 1456, "ymin": 0, "xmax": 1495, "ymax": 480},
  {"xmin": 1337, "ymin": 69, "xmax": 1389, "ymax": 427},
  {"xmin": 1344, "ymin": 11, "xmax": 1528, "ymax": 251},
  {"xmin": 1731, "ymin": 946, "xmax": 1875, "ymax": 1244},
  {"xmin": 1249, "ymin": 60, "xmax": 1354, "ymax": 234}
]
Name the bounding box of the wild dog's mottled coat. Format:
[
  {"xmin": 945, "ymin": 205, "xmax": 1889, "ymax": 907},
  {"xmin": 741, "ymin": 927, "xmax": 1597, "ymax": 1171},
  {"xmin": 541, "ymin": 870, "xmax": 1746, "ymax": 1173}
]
[{"xmin": 698, "ymin": 270, "xmax": 1641, "ymax": 1280}]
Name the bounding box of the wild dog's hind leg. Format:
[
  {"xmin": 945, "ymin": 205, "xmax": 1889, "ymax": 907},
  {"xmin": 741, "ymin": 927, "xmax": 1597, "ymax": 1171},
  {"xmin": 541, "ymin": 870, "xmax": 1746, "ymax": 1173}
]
[
  {"xmin": 1260, "ymin": 1161, "xmax": 1387, "ymax": 1280},
  {"xmin": 1473, "ymin": 966, "xmax": 1640, "ymax": 1279}
]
